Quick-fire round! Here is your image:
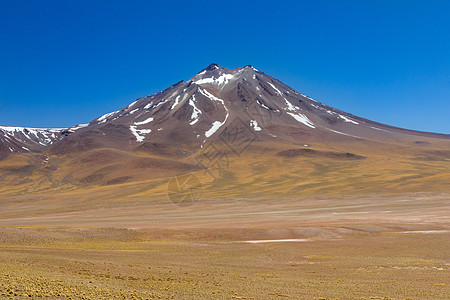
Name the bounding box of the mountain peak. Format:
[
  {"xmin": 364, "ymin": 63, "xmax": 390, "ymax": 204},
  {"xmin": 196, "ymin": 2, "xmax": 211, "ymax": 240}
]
[
  {"xmin": 190, "ymin": 63, "xmax": 235, "ymax": 86},
  {"xmin": 202, "ymin": 63, "xmax": 224, "ymax": 72}
]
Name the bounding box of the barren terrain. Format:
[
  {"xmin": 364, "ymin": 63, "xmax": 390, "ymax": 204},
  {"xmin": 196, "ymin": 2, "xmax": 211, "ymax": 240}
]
[
  {"xmin": 1, "ymin": 64, "xmax": 449, "ymax": 299},
  {"xmin": 0, "ymin": 190, "xmax": 449, "ymax": 299}
]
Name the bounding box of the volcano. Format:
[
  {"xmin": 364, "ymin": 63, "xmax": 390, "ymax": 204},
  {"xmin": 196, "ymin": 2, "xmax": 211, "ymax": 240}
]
[{"xmin": 0, "ymin": 64, "xmax": 449, "ymax": 200}]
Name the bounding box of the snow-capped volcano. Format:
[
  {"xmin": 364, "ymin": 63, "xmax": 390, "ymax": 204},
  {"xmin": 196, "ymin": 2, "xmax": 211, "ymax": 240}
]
[
  {"xmin": 55, "ymin": 64, "xmax": 449, "ymax": 153},
  {"xmin": 1, "ymin": 64, "xmax": 449, "ymax": 191},
  {"xmin": 2, "ymin": 63, "xmax": 449, "ymax": 158}
]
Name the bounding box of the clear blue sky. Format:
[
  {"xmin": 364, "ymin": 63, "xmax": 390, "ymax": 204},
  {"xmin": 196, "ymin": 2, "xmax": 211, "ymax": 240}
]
[{"xmin": 0, "ymin": 0, "xmax": 449, "ymax": 133}]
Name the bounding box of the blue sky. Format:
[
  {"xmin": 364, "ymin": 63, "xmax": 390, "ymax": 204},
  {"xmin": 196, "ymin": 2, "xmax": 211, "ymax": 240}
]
[{"xmin": 0, "ymin": 0, "xmax": 449, "ymax": 133}]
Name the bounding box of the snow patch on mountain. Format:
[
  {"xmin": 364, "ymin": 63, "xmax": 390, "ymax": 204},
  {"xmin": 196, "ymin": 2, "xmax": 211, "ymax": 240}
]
[
  {"xmin": 268, "ymin": 81, "xmax": 284, "ymax": 97},
  {"xmin": 205, "ymin": 121, "xmax": 224, "ymax": 138},
  {"xmin": 97, "ymin": 111, "xmax": 117, "ymax": 124},
  {"xmin": 189, "ymin": 95, "xmax": 202, "ymax": 125},
  {"xmin": 171, "ymin": 93, "xmax": 189, "ymax": 110},
  {"xmin": 257, "ymin": 99, "xmax": 273, "ymax": 111},
  {"xmin": 0, "ymin": 126, "xmax": 71, "ymax": 150},
  {"xmin": 143, "ymin": 98, "xmax": 156, "ymax": 109},
  {"xmin": 286, "ymin": 112, "xmax": 315, "ymax": 128},
  {"xmin": 199, "ymin": 88, "xmax": 230, "ymax": 137},
  {"xmin": 194, "ymin": 73, "xmax": 235, "ymax": 87},
  {"xmin": 300, "ymin": 93, "xmax": 318, "ymax": 103},
  {"xmin": 339, "ymin": 115, "xmax": 359, "ymax": 124},
  {"xmin": 68, "ymin": 124, "xmax": 89, "ymax": 131},
  {"xmin": 0, "ymin": 126, "xmax": 62, "ymax": 134},
  {"xmin": 129, "ymin": 125, "xmax": 151, "ymax": 142},
  {"xmin": 171, "ymin": 95, "xmax": 181, "ymax": 110},
  {"xmin": 128, "ymin": 100, "xmax": 138, "ymax": 108},
  {"xmin": 327, "ymin": 128, "xmax": 361, "ymax": 139},
  {"xmin": 250, "ymin": 120, "xmax": 262, "ymax": 131},
  {"xmin": 134, "ymin": 117, "xmax": 154, "ymax": 126},
  {"xmin": 281, "ymin": 96, "xmax": 298, "ymax": 112},
  {"xmin": 371, "ymin": 126, "xmax": 391, "ymax": 133}
]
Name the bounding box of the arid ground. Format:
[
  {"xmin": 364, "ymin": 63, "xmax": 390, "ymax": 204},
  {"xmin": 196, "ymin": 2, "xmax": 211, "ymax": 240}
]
[
  {"xmin": 0, "ymin": 191, "xmax": 448, "ymax": 299},
  {"xmin": 1, "ymin": 67, "xmax": 449, "ymax": 299}
]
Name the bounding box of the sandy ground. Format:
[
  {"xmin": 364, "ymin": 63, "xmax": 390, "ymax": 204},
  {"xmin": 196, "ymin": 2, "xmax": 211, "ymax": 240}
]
[
  {"xmin": 0, "ymin": 193, "xmax": 448, "ymax": 299},
  {"xmin": 0, "ymin": 193, "xmax": 448, "ymax": 229}
]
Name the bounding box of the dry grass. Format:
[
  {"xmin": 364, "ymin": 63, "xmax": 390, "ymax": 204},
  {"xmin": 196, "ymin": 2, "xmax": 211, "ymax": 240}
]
[
  {"xmin": 1, "ymin": 137, "xmax": 449, "ymax": 201},
  {"xmin": 0, "ymin": 138, "xmax": 449, "ymax": 299},
  {"xmin": 0, "ymin": 226, "xmax": 449, "ymax": 299}
]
